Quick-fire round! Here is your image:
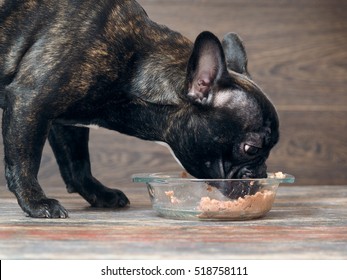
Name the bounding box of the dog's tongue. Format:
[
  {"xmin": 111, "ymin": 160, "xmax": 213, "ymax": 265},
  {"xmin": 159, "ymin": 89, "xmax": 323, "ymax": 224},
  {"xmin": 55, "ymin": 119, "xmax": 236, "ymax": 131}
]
[{"xmin": 207, "ymin": 181, "xmax": 261, "ymax": 199}]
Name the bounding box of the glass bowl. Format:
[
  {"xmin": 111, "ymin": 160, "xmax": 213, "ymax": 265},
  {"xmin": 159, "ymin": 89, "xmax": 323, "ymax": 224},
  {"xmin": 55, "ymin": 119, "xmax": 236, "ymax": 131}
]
[{"xmin": 132, "ymin": 172, "xmax": 295, "ymax": 221}]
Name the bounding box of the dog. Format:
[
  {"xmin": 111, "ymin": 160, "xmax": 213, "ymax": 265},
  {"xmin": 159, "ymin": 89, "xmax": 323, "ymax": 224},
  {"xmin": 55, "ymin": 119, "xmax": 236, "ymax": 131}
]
[{"xmin": 0, "ymin": 0, "xmax": 279, "ymax": 218}]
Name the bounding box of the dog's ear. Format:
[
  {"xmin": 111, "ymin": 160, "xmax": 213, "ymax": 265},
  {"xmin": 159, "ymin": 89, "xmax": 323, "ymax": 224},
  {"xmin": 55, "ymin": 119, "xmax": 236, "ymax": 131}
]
[
  {"xmin": 222, "ymin": 32, "xmax": 249, "ymax": 76},
  {"xmin": 186, "ymin": 31, "xmax": 228, "ymax": 105}
]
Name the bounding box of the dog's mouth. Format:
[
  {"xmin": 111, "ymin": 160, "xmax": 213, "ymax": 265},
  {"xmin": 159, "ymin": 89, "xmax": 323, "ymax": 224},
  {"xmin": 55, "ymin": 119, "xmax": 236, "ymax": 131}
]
[
  {"xmin": 207, "ymin": 161, "xmax": 267, "ymax": 199},
  {"xmin": 210, "ymin": 180, "xmax": 262, "ymax": 199},
  {"xmin": 215, "ymin": 158, "xmax": 267, "ymax": 179}
]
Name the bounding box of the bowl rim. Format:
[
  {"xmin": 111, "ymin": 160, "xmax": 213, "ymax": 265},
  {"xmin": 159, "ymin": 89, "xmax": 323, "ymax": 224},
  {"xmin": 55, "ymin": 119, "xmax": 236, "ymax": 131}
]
[{"xmin": 132, "ymin": 172, "xmax": 295, "ymax": 184}]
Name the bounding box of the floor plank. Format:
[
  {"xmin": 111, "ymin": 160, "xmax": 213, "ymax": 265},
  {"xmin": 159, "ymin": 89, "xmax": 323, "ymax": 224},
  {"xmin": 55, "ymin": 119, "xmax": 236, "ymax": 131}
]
[{"xmin": 1, "ymin": 184, "xmax": 346, "ymax": 259}]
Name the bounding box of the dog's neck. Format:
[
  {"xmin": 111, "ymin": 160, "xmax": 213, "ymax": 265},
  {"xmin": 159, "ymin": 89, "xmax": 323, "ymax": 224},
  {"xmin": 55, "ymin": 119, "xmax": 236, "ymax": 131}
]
[
  {"xmin": 100, "ymin": 98, "xmax": 186, "ymax": 142},
  {"xmin": 126, "ymin": 25, "xmax": 193, "ymax": 106},
  {"xmin": 100, "ymin": 29, "xmax": 196, "ymax": 141}
]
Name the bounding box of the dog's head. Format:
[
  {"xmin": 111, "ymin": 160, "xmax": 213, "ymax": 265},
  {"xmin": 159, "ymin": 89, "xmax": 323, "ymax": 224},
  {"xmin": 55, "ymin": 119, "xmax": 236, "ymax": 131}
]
[{"xmin": 166, "ymin": 31, "xmax": 279, "ymax": 179}]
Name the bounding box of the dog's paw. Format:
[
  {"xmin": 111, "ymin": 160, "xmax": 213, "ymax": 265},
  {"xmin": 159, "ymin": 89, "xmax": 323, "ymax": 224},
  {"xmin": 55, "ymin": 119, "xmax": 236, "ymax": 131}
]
[
  {"xmin": 89, "ymin": 188, "xmax": 130, "ymax": 208},
  {"xmin": 24, "ymin": 198, "xmax": 69, "ymax": 218}
]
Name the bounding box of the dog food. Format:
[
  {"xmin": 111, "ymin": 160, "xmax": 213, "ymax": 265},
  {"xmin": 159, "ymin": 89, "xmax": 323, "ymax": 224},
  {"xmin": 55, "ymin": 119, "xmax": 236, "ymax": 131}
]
[
  {"xmin": 165, "ymin": 190, "xmax": 180, "ymax": 204},
  {"xmin": 269, "ymin": 171, "xmax": 285, "ymax": 179},
  {"xmin": 197, "ymin": 189, "xmax": 275, "ymax": 219},
  {"xmin": 163, "ymin": 171, "xmax": 285, "ymax": 219}
]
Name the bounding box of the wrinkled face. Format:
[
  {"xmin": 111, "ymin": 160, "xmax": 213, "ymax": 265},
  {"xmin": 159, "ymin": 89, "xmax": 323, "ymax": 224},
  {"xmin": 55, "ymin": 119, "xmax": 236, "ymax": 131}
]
[
  {"xmin": 167, "ymin": 31, "xmax": 279, "ymax": 179},
  {"xmin": 170, "ymin": 89, "xmax": 279, "ymax": 179}
]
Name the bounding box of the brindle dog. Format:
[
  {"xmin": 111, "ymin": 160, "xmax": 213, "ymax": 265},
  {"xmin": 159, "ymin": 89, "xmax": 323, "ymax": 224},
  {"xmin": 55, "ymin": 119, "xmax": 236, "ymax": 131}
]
[{"xmin": 0, "ymin": 0, "xmax": 279, "ymax": 218}]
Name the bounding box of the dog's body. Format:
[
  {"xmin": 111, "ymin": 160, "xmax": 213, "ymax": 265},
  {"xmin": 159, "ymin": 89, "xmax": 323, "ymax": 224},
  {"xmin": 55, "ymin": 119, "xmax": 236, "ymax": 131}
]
[{"xmin": 0, "ymin": 0, "xmax": 279, "ymax": 218}]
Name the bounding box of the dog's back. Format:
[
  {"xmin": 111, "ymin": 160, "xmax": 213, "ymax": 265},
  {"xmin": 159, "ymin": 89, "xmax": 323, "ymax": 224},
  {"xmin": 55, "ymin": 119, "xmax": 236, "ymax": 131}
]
[
  {"xmin": 0, "ymin": 0, "xmax": 191, "ymax": 110},
  {"xmin": 0, "ymin": 0, "xmax": 134, "ymax": 101}
]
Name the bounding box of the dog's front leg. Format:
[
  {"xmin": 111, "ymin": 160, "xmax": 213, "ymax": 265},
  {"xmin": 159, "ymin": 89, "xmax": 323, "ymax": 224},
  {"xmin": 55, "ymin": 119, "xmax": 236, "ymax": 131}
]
[
  {"xmin": 2, "ymin": 100, "xmax": 68, "ymax": 218},
  {"xmin": 48, "ymin": 124, "xmax": 129, "ymax": 208}
]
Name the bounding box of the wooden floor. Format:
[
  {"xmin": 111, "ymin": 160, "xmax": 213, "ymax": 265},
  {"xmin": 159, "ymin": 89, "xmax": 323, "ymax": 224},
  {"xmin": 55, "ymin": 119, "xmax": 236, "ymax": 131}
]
[
  {"xmin": 1, "ymin": 184, "xmax": 347, "ymax": 259},
  {"xmin": 0, "ymin": 0, "xmax": 347, "ymax": 260}
]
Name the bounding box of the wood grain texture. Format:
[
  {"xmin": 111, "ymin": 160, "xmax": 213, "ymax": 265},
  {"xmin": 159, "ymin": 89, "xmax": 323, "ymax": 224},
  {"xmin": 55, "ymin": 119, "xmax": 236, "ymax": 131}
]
[
  {"xmin": 0, "ymin": 184, "xmax": 346, "ymax": 259},
  {"xmin": 0, "ymin": 0, "xmax": 346, "ymax": 190}
]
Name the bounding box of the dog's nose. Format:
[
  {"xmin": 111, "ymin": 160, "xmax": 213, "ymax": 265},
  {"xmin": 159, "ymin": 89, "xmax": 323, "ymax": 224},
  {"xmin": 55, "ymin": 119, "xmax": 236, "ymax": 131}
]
[{"xmin": 237, "ymin": 164, "xmax": 267, "ymax": 179}]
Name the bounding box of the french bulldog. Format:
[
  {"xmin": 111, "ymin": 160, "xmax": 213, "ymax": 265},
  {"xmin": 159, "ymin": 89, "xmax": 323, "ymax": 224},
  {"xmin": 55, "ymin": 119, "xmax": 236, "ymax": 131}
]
[{"xmin": 0, "ymin": 0, "xmax": 279, "ymax": 218}]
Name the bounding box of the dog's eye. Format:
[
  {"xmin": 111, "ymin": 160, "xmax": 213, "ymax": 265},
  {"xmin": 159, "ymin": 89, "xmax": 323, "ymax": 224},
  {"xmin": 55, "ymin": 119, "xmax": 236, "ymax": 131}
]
[{"xmin": 244, "ymin": 144, "xmax": 260, "ymax": 155}]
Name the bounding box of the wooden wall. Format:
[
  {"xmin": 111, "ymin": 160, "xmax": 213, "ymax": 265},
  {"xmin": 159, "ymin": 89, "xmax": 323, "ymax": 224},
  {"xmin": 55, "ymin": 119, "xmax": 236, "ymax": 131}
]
[{"xmin": 0, "ymin": 0, "xmax": 346, "ymax": 186}]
